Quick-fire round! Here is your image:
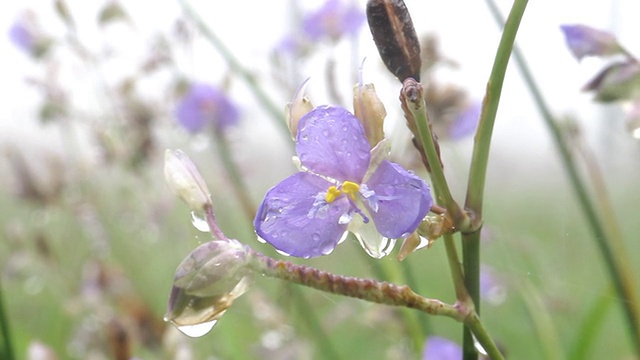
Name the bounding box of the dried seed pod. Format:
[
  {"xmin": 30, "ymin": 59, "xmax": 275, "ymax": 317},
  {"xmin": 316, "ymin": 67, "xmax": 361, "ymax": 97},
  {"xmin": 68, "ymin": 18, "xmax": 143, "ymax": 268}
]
[{"xmin": 366, "ymin": 0, "xmax": 421, "ymax": 82}]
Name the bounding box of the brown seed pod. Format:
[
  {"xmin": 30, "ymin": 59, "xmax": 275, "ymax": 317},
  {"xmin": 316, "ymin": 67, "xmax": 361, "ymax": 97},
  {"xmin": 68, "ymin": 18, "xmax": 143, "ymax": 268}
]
[{"xmin": 366, "ymin": 0, "xmax": 421, "ymax": 82}]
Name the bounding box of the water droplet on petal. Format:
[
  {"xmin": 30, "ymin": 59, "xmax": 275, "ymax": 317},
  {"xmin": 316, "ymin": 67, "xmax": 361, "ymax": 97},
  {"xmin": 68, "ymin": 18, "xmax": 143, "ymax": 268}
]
[
  {"xmin": 175, "ymin": 320, "xmax": 218, "ymax": 338},
  {"xmin": 321, "ymin": 245, "xmax": 335, "ymax": 255},
  {"xmin": 256, "ymin": 236, "xmax": 266, "ymax": 244},
  {"xmin": 322, "ymin": 129, "xmax": 330, "ymax": 137},
  {"xmin": 337, "ymin": 231, "xmax": 349, "ymax": 244},
  {"xmin": 275, "ymin": 249, "xmax": 291, "ymax": 257},
  {"xmin": 311, "ymin": 233, "xmax": 321, "ymax": 241},
  {"xmin": 279, "ymin": 230, "xmax": 289, "ymax": 238},
  {"xmin": 190, "ymin": 211, "xmax": 210, "ymax": 232},
  {"xmin": 342, "ymin": 125, "xmax": 348, "ymax": 132}
]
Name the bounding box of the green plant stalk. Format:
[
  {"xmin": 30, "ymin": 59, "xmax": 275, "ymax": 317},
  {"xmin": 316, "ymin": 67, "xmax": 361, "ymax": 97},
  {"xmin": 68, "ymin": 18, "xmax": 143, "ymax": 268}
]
[
  {"xmin": 463, "ymin": 1, "xmax": 528, "ymax": 359},
  {"xmin": 568, "ymin": 287, "xmax": 614, "ymax": 360},
  {"xmin": 178, "ymin": 0, "xmax": 292, "ymax": 143},
  {"xmin": 212, "ymin": 129, "xmax": 257, "ymax": 220},
  {"xmin": 401, "ymin": 81, "xmax": 463, "ymax": 224},
  {"xmin": 519, "ymin": 279, "xmax": 565, "ymax": 360},
  {"xmin": 443, "ymin": 233, "xmax": 471, "ymax": 304},
  {"xmin": 0, "ymin": 278, "xmax": 14, "ymax": 360},
  {"xmin": 484, "ymin": 0, "xmax": 640, "ymax": 353}
]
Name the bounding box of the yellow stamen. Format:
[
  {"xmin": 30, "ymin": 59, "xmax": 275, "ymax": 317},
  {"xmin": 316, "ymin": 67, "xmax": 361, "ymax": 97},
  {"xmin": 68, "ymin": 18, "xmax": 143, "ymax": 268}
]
[
  {"xmin": 341, "ymin": 181, "xmax": 360, "ymax": 200},
  {"xmin": 325, "ymin": 182, "xmax": 361, "ymax": 203},
  {"xmin": 325, "ymin": 186, "xmax": 341, "ymax": 203}
]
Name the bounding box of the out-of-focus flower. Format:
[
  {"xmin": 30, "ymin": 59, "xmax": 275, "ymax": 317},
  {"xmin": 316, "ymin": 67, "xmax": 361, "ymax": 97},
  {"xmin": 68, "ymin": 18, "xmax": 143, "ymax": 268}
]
[
  {"xmin": 480, "ymin": 264, "xmax": 507, "ymax": 306},
  {"xmin": 164, "ymin": 149, "xmax": 211, "ymax": 212},
  {"xmin": 560, "ymin": 25, "xmax": 623, "ymax": 61},
  {"xmin": 422, "ymin": 336, "xmax": 462, "ymax": 360},
  {"xmin": 165, "ymin": 239, "xmax": 254, "ymax": 338},
  {"xmin": 254, "ymin": 105, "xmax": 432, "ymax": 258},
  {"xmin": 8, "ymin": 14, "xmax": 52, "ymax": 58},
  {"xmin": 175, "ymin": 83, "xmax": 239, "ymax": 133},
  {"xmin": 302, "ymin": 0, "xmax": 365, "ymax": 41},
  {"xmin": 582, "ymin": 60, "xmax": 640, "ymax": 102},
  {"xmin": 449, "ymin": 101, "xmax": 481, "ymax": 140}
]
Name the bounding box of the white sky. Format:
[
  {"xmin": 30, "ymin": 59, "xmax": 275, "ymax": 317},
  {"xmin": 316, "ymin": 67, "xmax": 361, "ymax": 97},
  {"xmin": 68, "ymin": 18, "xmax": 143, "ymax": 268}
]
[{"xmin": 1, "ymin": 0, "xmax": 639, "ymax": 166}]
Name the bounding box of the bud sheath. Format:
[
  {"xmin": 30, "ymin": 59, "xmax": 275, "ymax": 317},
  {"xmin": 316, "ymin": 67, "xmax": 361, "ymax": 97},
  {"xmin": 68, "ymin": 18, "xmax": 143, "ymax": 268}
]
[{"xmin": 366, "ymin": 0, "xmax": 421, "ymax": 82}]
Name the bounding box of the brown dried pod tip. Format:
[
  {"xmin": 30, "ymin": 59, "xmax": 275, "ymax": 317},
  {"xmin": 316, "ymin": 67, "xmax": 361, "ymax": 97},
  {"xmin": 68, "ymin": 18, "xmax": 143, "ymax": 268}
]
[{"xmin": 366, "ymin": 0, "xmax": 421, "ymax": 82}]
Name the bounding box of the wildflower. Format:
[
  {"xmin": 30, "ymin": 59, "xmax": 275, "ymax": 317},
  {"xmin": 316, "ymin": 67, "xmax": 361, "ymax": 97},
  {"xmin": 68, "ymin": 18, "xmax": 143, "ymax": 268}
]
[
  {"xmin": 582, "ymin": 60, "xmax": 640, "ymax": 102},
  {"xmin": 448, "ymin": 101, "xmax": 481, "ymax": 140},
  {"xmin": 8, "ymin": 14, "xmax": 52, "ymax": 58},
  {"xmin": 302, "ymin": 0, "xmax": 365, "ymax": 41},
  {"xmin": 560, "ymin": 24, "xmax": 622, "ymax": 61},
  {"xmin": 422, "ymin": 336, "xmax": 462, "ymax": 360},
  {"xmin": 254, "ymin": 105, "xmax": 432, "ymax": 258},
  {"xmin": 175, "ymin": 83, "xmax": 239, "ymax": 133},
  {"xmin": 165, "ymin": 239, "xmax": 254, "ymax": 337}
]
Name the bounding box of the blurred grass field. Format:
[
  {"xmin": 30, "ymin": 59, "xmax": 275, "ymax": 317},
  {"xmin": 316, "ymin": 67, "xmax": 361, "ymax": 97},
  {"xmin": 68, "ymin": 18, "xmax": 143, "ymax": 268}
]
[{"xmin": 1, "ymin": 130, "xmax": 638, "ymax": 359}]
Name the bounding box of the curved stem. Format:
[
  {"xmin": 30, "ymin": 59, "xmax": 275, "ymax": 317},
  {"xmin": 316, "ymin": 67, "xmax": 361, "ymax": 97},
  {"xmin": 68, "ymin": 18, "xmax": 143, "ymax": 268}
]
[
  {"xmin": 484, "ymin": 0, "xmax": 640, "ymax": 353},
  {"xmin": 401, "ymin": 80, "xmax": 465, "ymax": 226},
  {"xmin": 462, "ymin": 1, "xmax": 528, "ymax": 359},
  {"xmin": 212, "ymin": 129, "xmax": 256, "ymax": 220}
]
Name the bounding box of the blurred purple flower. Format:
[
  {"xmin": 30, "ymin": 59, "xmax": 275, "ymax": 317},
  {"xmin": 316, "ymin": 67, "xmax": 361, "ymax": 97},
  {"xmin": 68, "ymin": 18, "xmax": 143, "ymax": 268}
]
[
  {"xmin": 175, "ymin": 83, "xmax": 240, "ymax": 133},
  {"xmin": 422, "ymin": 336, "xmax": 462, "ymax": 360},
  {"xmin": 449, "ymin": 101, "xmax": 481, "ymax": 140},
  {"xmin": 560, "ymin": 24, "xmax": 622, "ymax": 61},
  {"xmin": 303, "ymin": 0, "xmax": 365, "ymax": 41},
  {"xmin": 254, "ymin": 105, "xmax": 432, "ymax": 258},
  {"xmin": 9, "ymin": 19, "xmax": 36, "ymax": 53},
  {"xmin": 480, "ymin": 264, "xmax": 506, "ymax": 306}
]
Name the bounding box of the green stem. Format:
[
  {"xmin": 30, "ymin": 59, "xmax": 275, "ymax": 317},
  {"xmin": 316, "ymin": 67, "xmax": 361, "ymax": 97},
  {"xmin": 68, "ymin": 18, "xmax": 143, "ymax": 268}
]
[
  {"xmin": 177, "ymin": 0, "xmax": 292, "ymax": 144},
  {"xmin": 443, "ymin": 233, "xmax": 470, "ymax": 303},
  {"xmin": 463, "ymin": 1, "xmax": 528, "ymax": 359},
  {"xmin": 401, "ymin": 80, "xmax": 464, "ymax": 225},
  {"xmin": 484, "ymin": 0, "xmax": 640, "ymax": 353},
  {"xmin": 464, "ymin": 312, "xmax": 505, "ymax": 360},
  {"xmin": 0, "ymin": 278, "xmax": 14, "ymax": 360},
  {"xmin": 212, "ymin": 129, "xmax": 256, "ymax": 220}
]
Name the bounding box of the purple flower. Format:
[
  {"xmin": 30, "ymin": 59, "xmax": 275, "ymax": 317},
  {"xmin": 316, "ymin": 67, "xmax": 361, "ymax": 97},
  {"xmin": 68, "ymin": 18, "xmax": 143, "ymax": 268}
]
[
  {"xmin": 254, "ymin": 105, "xmax": 432, "ymax": 258},
  {"xmin": 422, "ymin": 336, "xmax": 462, "ymax": 360},
  {"xmin": 560, "ymin": 24, "xmax": 622, "ymax": 61},
  {"xmin": 302, "ymin": 0, "xmax": 365, "ymax": 41},
  {"xmin": 9, "ymin": 19, "xmax": 36, "ymax": 54},
  {"xmin": 449, "ymin": 101, "xmax": 481, "ymax": 140},
  {"xmin": 175, "ymin": 83, "xmax": 240, "ymax": 133}
]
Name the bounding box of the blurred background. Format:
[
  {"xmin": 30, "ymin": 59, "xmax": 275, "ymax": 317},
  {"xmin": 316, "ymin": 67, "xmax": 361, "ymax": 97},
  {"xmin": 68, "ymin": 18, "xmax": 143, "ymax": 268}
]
[{"xmin": 1, "ymin": 0, "xmax": 639, "ymax": 359}]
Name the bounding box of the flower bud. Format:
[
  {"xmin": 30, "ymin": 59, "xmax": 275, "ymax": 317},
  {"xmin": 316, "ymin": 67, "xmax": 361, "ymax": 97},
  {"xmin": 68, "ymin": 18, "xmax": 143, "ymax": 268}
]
[
  {"xmin": 560, "ymin": 24, "xmax": 623, "ymax": 61},
  {"xmin": 164, "ymin": 149, "xmax": 211, "ymax": 212},
  {"xmin": 286, "ymin": 78, "xmax": 314, "ymax": 139},
  {"xmin": 582, "ymin": 61, "xmax": 640, "ymax": 102},
  {"xmin": 353, "ymin": 82, "xmax": 386, "ymax": 147},
  {"xmin": 165, "ymin": 239, "xmax": 254, "ymax": 337},
  {"xmin": 366, "ymin": 0, "xmax": 421, "ymax": 82}
]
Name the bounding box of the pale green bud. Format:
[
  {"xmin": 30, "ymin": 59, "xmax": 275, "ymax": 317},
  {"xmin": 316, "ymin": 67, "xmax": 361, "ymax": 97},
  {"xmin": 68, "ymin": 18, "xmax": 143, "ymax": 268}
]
[
  {"xmin": 164, "ymin": 149, "xmax": 211, "ymax": 212},
  {"xmin": 165, "ymin": 239, "xmax": 254, "ymax": 337},
  {"xmin": 353, "ymin": 82, "xmax": 386, "ymax": 147},
  {"xmin": 286, "ymin": 78, "xmax": 314, "ymax": 139}
]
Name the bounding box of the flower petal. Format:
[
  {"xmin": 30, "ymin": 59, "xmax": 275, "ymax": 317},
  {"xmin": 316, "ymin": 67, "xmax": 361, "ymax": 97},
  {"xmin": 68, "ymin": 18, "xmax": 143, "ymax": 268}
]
[
  {"xmin": 364, "ymin": 161, "xmax": 432, "ymax": 238},
  {"xmin": 297, "ymin": 105, "xmax": 371, "ymax": 182},
  {"xmin": 254, "ymin": 172, "xmax": 349, "ymax": 258}
]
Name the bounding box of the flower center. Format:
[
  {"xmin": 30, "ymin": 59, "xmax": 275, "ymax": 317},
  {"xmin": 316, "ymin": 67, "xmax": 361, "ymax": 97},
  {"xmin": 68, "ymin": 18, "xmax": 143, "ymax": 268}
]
[{"xmin": 325, "ymin": 181, "xmax": 360, "ymax": 203}]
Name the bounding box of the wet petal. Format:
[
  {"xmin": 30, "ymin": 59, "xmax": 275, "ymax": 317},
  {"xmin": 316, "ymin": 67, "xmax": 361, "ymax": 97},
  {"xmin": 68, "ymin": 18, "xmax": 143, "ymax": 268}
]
[
  {"xmin": 297, "ymin": 105, "xmax": 371, "ymax": 182},
  {"xmin": 254, "ymin": 172, "xmax": 349, "ymax": 258},
  {"xmin": 364, "ymin": 161, "xmax": 432, "ymax": 238},
  {"xmin": 348, "ymin": 213, "xmax": 396, "ymax": 259}
]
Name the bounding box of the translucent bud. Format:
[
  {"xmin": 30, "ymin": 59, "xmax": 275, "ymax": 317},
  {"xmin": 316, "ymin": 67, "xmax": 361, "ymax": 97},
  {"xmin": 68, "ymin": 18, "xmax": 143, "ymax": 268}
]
[
  {"xmin": 397, "ymin": 231, "xmax": 427, "ymax": 261},
  {"xmin": 353, "ymin": 82, "xmax": 387, "ymax": 147},
  {"xmin": 286, "ymin": 78, "xmax": 314, "ymax": 139},
  {"xmin": 164, "ymin": 149, "xmax": 211, "ymax": 212},
  {"xmin": 165, "ymin": 239, "xmax": 254, "ymax": 337}
]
